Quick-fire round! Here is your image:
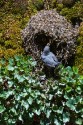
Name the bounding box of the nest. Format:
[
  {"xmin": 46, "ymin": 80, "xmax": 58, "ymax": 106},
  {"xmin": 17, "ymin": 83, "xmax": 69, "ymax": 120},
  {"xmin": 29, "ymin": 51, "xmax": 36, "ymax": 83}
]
[{"xmin": 22, "ymin": 9, "xmax": 78, "ymax": 65}]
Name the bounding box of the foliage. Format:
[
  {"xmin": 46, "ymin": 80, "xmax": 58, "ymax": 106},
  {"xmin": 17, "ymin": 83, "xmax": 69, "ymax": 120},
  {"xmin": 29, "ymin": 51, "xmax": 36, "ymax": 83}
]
[
  {"xmin": 0, "ymin": 55, "xmax": 83, "ymax": 125},
  {"xmin": 75, "ymin": 22, "xmax": 83, "ymax": 74},
  {"xmin": 60, "ymin": 2, "xmax": 83, "ymax": 24}
]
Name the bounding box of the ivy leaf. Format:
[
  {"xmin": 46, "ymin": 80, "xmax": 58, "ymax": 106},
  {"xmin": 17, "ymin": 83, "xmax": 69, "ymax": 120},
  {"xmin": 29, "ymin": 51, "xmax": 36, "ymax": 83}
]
[
  {"xmin": 73, "ymin": 66, "xmax": 78, "ymax": 74},
  {"xmin": 49, "ymin": 94, "xmax": 53, "ymax": 100},
  {"xmin": 29, "ymin": 113, "xmax": 34, "ymax": 118},
  {"xmin": 34, "ymin": 109, "xmax": 41, "ymax": 116},
  {"xmin": 0, "ymin": 91, "xmax": 14, "ymax": 100},
  {"xmin": 54, "ymin": 119, "xmax": 61, "ymax": 125},
  {"xmin": 7, "ymin": 65, "xmax": 14, "ymax": 71},
  {"xmin": 75, "ymin": 118, "xmax": 83, "ymax": 125},
  {"xmin": 41, "ymin": 94, "xmax": 46, "ymax": 99},
  {"xmin": 23, "ymin": 102, "xmax": 29, "ymax": 110},
  {"xmin": 0, "ymin": 77, "xmax": 3, "ymax": 83},
  {"xmin": 8, "ymin": 81, "xmax": 14, "ymax": 87},
  {"xmin": 66, "ymin": 98, "xmax": 76, "ymax": 111},
  {"xmin": 63, "ymin": 112, "xmax": 70, "ymax": 123},
  {"xmin": 66, "ymin": 66, "xmax": 72, "ymax": 71},
  {"xmin": 31, "ymin": 61, "xmax": 37, "ymax": 66},
  {"xmin": 9, "ymin": 58, "xmax": 14, "ymax": 65},
  {"xmin": 19, "ymin": 115, "xmax": 23, "ymax": 123},
  {"xmin": 0, "ymin": 105, "xmax": 6, "ymax": 113},
  {"xmin": 57, "ymin": 106, "xmax": 63, "ymax": 114},
  {"xmin": 46, "ymin": 110, "xmax": 51, "ymax": 118},
  {"xmin": 14, "ymin": 74, "xmax": 25, "ymax": 82},
  {"xmin": 14, "ymin": 55, "xmax": 21, "ymax": 61},
  {"xmin": 10, "ymin": 108, "xmax": 17, "ymax": 115},
  {"xmin": 0, "ymin": 58, "xmax": 6, "ymax": 65},
  {"xmin": 28, "ymin": 97, "xmax": 33, "ymax": 105},
  {"xmin": 6, "ymin": 91, "xmax": 14, "ymax": 98},
  {"xmin": 8, "ymin": 119, "xmax": 16, "ymax": 124},
  {"xmin": 40, "ymin": 106, "xmax": 45, "ymax": 111}
]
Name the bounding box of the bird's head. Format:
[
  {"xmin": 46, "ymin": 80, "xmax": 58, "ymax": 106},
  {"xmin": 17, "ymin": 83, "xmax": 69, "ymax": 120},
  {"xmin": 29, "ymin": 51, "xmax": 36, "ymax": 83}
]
[{"xmin": 43, "ymin": 45, "xmax": 50, "ymax": 55}]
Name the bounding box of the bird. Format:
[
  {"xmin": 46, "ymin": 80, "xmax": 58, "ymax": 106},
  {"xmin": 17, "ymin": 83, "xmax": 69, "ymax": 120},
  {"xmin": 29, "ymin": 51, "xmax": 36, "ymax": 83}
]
[{"xmin": 41, "ymin": 45, "xmax": 60, "ymax": 68}]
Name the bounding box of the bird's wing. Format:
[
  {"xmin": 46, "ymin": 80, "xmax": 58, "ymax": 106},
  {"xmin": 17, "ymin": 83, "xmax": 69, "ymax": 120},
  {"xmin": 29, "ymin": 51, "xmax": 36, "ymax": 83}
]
[
  {"xmin": 43, "ymin": 57, "xmax": 56, "ymax": 67},
  {"xmin": 50, "ymin": 52, "xmax": 58, "ymax": 62}
]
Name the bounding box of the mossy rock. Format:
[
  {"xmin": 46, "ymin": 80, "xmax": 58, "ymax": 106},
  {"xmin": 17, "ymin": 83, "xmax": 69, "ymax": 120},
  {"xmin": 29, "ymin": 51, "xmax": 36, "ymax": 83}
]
[
  {"xmin": 75, "ymin": 22, "xmax": 83, "ymax": 74},
  {"xmin": 22, "ymin": 10, "xmax": 78, "ymax": 66}
]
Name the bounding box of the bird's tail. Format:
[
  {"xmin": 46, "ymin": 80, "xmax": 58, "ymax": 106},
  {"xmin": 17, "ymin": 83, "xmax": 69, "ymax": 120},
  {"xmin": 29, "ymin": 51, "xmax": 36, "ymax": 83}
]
[{"xmin": 55, "ymin": 62, "xmax": 61, "ymax": 67}]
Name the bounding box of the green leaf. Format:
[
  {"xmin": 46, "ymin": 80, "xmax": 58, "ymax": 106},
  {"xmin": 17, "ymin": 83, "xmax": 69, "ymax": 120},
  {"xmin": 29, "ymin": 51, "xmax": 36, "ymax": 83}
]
[
  {"xmin": 10, "ymin": 108, "xmax": 17, "ymax": 115},
  {"xmin": 8, "ymin": 81, "xmax": 14, "ymax": 87},
  {"xmin": 66, "ymin": 66, "xmax": 72, "ymax": 71},
  {"xmin": 0, "ymin": 77, "xmax": 3, "ymax": 83},
  {"xmin": 73, "ymin": 66, "xmax": 78, "ymax": 74},
  {"xmin": 0, "ymin": 58, "xmax": 6, "ymax": 65},
  {"xmin": 34, "ymin": 109, "xmax": 41, "ymax": 115},
  {"xmin": 64, "ymin": 94, "xmax": 69, "ymax": 99},
  {"xmin": 75, "ymin": 118, "xmax": 83, "ymax": 125},
  {"xmin": 54, "ymin": 119, "xmax": 61, "ymax": 125},
  {"xmin": 40, "ymin": 106, "xmax": 45, "ymax": 111},
  {"xmin": 22, "ymin": 101, "xmax": 29, "ymax": 110},
  {"xmin": 31, "ymin": 61, "xmax": 37, "ymax": 66},
  {"xmin": 0, "ymin": 93, "xmax": 6, "ymax": 99},
  {"xmin": 0, "ymin": 91, "xmax": 14, "ymax": 100},
  {"xmin": 75, "ymin": 96, "xmax": 82, "ymax": 104},
  {"xmin": 7, "ymin": 65, "xmax": 14, "ymax": 71},
  {"xmin": 14, "ymin": 74, "xmax": 25, "ymax": 82},
  {"xmin": 14, "ymin": 55, "xmax": 21, "ymax": 61},
  {"xmin": 29, "ymin": 113, "xmax": 34, "ymax": 118},
  {"xmin": 9, "ymin": 58, "xmax": 14, "ymax": 65},
  {"xmin": 8, "ymin": 119, "xmax": 16, "ymax": 124},
  {"xmin": 63, "ymin": 112, "xmax": 70, "ymax": 123},
  {"xmin": 15, "ymin": 95, "xmax": 21, "ymax": 101},
  {"xmin": 28, "ymin": 97, "xmax": 33, "ymax": 105},
  {"xmin": 49, "ymin": 94, "xmax": 53, "ymax": 100},
  {"xmin": 19, "ymin": 115, "xmax": 23, "ymax": 122},
  {"xmin": 52, "ymin": 106, "xmax": 58, "ymax": 112},
  {"xmin": 46, "ymin": 110, "xmax": 51, "ymax": 118},
  {"xmin": 76, "ymin": 86, "xmax": 82, "ymax": 94},
  {"xmin": 66, "ymin": 98, "xmax": 76, "ymax": 111},
  {"xmin": 0, "ymin": 105, "xmax": 5, "ymax": 113},
  {"xmin": 57, "ymin": 106, "xmax": 63, "ymax": 114},
  {"xmin": 41, "ymin": 94, "xmax": 46, "ymax": 99}
]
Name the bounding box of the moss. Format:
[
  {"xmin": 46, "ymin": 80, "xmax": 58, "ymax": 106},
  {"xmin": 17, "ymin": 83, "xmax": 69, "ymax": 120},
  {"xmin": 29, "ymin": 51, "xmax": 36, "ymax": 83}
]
[
  {"xmin": 51, "ymin": 0, "xmax": 57, "ymax": 8},
  {"xmin": 0, "ymin": 0, "xmax": 38, "ymax": 59},
  {"xmin": 60, "ymin": 2, "xmax": 83, "ymax": 24},
  {"xmin": 56, "ymin": 4, "xmax": 64, "ymax": 11},
  {"xmin": 32, "ymin": 0, "xmax": 44, "ymax": 10},
  {"xmin": 3, "ymin": 49, "xmax": 18, "ymax": 59},
  {"xmin": 75, "ymin": 22, "xmax": 83, "ymax": 74},
  {"xmin": 0, "ymin": 48, "xmax": 4, "ymax": 58}
]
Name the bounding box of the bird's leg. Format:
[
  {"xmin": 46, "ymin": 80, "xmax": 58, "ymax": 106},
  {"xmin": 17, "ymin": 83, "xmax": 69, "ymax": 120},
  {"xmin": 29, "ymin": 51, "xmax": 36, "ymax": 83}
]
[{"xmin": 50, "ymin": 68, "xmax": 55, "ymax": 78}]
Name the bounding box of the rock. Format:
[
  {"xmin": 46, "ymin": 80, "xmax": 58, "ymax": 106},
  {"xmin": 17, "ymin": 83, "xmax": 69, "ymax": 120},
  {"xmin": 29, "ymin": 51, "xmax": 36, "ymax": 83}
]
[{"xmin": 21, "ymin": 10, "xmax": 78, "ymax": 65}]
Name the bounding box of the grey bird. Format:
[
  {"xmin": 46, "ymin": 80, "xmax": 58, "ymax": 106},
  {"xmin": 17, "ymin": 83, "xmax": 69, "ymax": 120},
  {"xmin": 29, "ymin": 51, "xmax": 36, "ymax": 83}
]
[{"xmin": 41, "ymin": 45, "xmax": 60, "ymax": 68}]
